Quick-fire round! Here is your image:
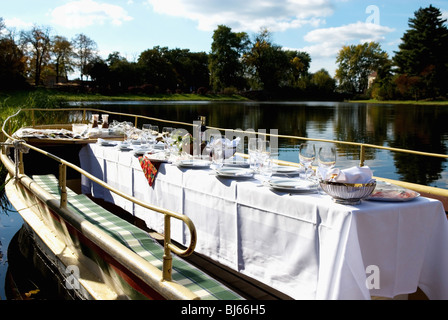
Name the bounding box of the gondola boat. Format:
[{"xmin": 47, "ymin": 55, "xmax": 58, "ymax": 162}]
[{"xmin": 2, "ymin": 107, "xmax": 448, "ymax": 300}]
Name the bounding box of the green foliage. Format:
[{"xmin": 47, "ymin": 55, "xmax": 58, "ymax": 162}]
[
  {"xmin": 209, "ymin": 25, "xmax": 250, "ymax": 92},
  {"xmin": 393, "ymin": 5, "xmax": 448, "ymax": 99},
  {"xmin": 335, "ymin": 42, "xmax": 390, "ymax": 95}
]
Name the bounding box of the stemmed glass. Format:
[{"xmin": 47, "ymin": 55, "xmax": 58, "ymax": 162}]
[
  {"xmin": 211, "ymin": 140, "xmax": 224, "ymax": 169},
  {"xmin": 142, "ymin": 124, "xmax": 153, "ymax": 149},
  {"xmin": 318, "ymin": 146, "xmax": 336, "ymax": 169},
  {"xmin": 259, "ymin": 140, "xmax": 272, "ymax": 178},
  {"xmin": 248, "ymin": 138, "xmax": 261, "ymax": 172},
  {"xmin": 299, "ymin": 143, "xmax": 316, "ymax": 179},
  {"xmin": 150, "ymin": 125, "xmax": 159, "ymax": 142}
]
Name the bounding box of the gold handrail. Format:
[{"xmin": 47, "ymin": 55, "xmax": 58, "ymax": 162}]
[
  {"xmin": 9, "ymin": 107, "xmax": 448, "ymax": 202},
  {"xmin": 2, "ymin": 108, "xmax": 197, "ymax": 283}
]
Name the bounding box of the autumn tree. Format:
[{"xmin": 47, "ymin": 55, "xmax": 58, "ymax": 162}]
[
  {"xmin": 52, "ymin": 35, "xmax": 74, "ymax": 83},
  {"xmin": 335, "ymin": 42, "xmax": 389, "ymax": 95},
  {"xmin": 393, "ymin": 5, "xmax": 448, "ymax": 98},
  {"xmin": 20, "ymin": 25, "xmax": 52, "ymax": 85},
  {"xmin": 72, "ymin": 33, "xmax": 98, "ymax": 81}
]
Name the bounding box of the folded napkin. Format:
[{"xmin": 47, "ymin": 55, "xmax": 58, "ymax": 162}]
[
  {"xmin": 318, "ymin": 166, "xmax": 375, "ymax": 184},
  {"xmin": 138, "ymin": 156, "xmax": 162, "ymax": 186},
  {"xmin": 210, "ymin": 137, "xmax": 241, "ymax": 158}
]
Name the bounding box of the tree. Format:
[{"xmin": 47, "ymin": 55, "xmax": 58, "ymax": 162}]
[
  {"xmin": 52, "ymin": 35, "xmax": 74, "ymax": 83},
  {"xmin": 311, "ymin": 69, "xmax": 336, "ymax": 95},
  {"xmin": 243, "ymin": 29, "xmax": 290, "ymax": 91},
  {"xmin": 20, "ymin": 25, "xmax": 52, "ymax": 85},
  {"xmin": 209, "ymin": 25, "xmax": 250, "ymax": 92},
  {"xmin": 393, "ymin": 5, "xmax": 448, "ymax": 98},
  {"xmin": 107, "ymin": 52, "xmax": 141, "ymax": 91},
  {"xmin": 284, "ymin": 50, "xmax": 312, "ymax": 88},
  {"xmin": 138, "ymin": 46, "xmax": 176, "ymax": 92},
  {"xmin": 0, "ymin": 37, "xmax": 27, "ymax": 88},
  {"xmin": 72, "ymin": 33, "xmax": 97, "ymax": 81},
  {"xmin": 335, "ymin": 42, "xmax": 389, "ymax": 95}
]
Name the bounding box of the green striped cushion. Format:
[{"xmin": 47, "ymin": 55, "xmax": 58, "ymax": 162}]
[{"xmin": 33, "ymin": 175, "xmax": 243, "ymax": 300}]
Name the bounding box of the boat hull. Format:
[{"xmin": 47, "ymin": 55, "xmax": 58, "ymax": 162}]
[{"xmin": 5, "ymin": 174, "xmax": 168, "ymax": 300}]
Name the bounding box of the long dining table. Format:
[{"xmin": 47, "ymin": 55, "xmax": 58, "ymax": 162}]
[{"xmin": 79, "ymin": 142, "xmax": 448, "ymax": 300}]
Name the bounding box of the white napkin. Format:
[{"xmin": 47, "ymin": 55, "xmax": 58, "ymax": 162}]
[
  {"xmin": 211, "ymin": 137, "xmax": 241, "ymax": 158},
  {"xmin": 319, "ymin": 166, "xmax": 376, "ymax": 184}
]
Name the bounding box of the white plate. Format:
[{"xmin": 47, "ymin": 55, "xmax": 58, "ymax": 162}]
[
  {"xmin": 273, "ymin": 165, "xmax": 301, "ymax": 175},
  {"xmin": 223, "ymin": 159, "xmax": 250, "ymax": 168},
  {"xmin": 177, "ymin": 160, "xmax": 211, "ymax": 169},
  {"xmin": 215, "ymin": 167, "xmax": 254, "ymax": 178},
  {"xmin": 268, "ymin": 178, "xmax": 318, "ymax": 192},
  {"xmin": 146, "ymin": 153, "xmax": 168, "ymax": 163}
]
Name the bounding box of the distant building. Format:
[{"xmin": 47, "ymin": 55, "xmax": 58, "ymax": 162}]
[{"xmin": 368, "ymin": 71, "xmax": 377, "ymax": 89}]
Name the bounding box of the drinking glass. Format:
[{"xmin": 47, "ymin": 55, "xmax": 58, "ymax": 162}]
[
  {"xmin": 259, "ymin": 141, "xmax": 273, "ymax": 178},
  {"xmin": 248, "ymin": 138, "xmax": 261, "ymax": 172},
  {"xmin": 162, "ymin": 127, "xmax": 174, "ymax": 136},
  {"xmin": 211, "ymin": 141, "xmax": 224, "ymax": 169},
  {"xmin": 150, "ymin": 125, "xmax": 159, "ymax": 142},
  {"xmin": 299, "ymin": 143, "xmax": 315, "ymax": 179},
  {"xmin": 318, "ymin": 146, "xmax": 336, "ymax": 169}
]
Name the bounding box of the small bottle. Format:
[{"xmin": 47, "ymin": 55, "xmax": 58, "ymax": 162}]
[
  {"xmin": 92, "ymin": 114, "xmax": 99, "ymax": 128},
  {"xmin": 101, "ymin": 114, "xmax": 109, "ymax": 129}
]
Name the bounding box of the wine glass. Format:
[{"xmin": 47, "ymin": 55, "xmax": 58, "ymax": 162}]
[
  {"xmin": 162, "ymin": 127, "xmax": 174, "ymax": 139},
  {"xmin": 318, "ymin": 146, "xmax": 336, "ymax": 169},
  {"xmin": 211, "ymin": 140, "xmax": 224, "ymax": 169},
  {"xmin": 299, "ymin": 143, "xmax": 315, "ymax": 179},
  {"xmin": 248, "ymin": 138, "xmax": 261, "ymax": 172},
  {"xmin": 259, "ymin": 140, "xmax": 272, "ymax": 178},
  {"xmin": 150, "ymin": 125, "xmax": 159, "ymax": 142}
]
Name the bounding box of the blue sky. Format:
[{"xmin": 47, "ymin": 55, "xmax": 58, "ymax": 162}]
[{"xmin": 2, "ymin": 0, "xmax": 447, "ymax": 76}]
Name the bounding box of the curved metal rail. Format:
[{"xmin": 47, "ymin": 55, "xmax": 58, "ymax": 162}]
[
  {"xmin": 6, "ymin": 107, "xmax": 448, "ymax": 201},
  {"xmin": 1, "ymin": 108, "xmax": 197, "ymax": 283}
]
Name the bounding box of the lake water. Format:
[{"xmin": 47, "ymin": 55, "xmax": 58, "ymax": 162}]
[{"xmin": 2, "ymin": 100, "xmax": 448, "ymax": 299}]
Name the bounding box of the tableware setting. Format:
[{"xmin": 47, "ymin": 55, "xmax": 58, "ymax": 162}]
[
  {"xmin": 175, "ymin": 159, "xmax": 212, "ymax": 169},
  {"xmin": 367, "ymin": 180, "xmax": 420, "ymax": 202},
  {"xmin": 214, "ymin": 167, "xmax": 254, "ymax": 179},
  {"xmin": 266, "ymin": 178, "xmax": 319, "ymax": 193},
  {"xmin": 318, "ymin": 166, "xmax": 377, "ymax": 205}
]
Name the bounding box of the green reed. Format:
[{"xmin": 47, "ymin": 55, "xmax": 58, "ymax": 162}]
[{"xmin": 0, "ymin": 90, "xmax": 70, "ymax": 211}]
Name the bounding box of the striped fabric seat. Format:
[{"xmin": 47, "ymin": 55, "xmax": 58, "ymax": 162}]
[{"xmin": 33, "ymin": 174, "xmax": 243, "ymax": 300}]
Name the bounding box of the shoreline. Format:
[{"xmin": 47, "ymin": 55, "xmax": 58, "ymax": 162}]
[{"xmin": 1, "ymin": 89, "xmax": 448, "ymax": 106}]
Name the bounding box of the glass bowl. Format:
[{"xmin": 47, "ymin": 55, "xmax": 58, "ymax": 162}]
[{"xmin": 319, "ymin": 180, "xmax": 376, "ymax": 205}]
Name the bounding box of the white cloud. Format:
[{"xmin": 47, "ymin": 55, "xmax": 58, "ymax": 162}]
[
  {"xmin": 4, "ymin": 17, "xmax": 33, "ymax": 29},
  {"xmin": 146, "ymin": 0, "xmax": 333, "ymax": 32},
  {"xmin": 50, "ymin": 0, "xmax": 133, "ymax": 29},
  {"xmin": 289, "ymin": 21, "xmax": 395, "ymax": 75}
]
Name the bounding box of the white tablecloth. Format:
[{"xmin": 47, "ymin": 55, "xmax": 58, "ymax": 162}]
[{"xmin": 79, "ymin": 143, "xmax": 448, "ymax": 300}]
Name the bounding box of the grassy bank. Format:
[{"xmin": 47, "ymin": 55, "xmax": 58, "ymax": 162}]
[
  {"xmin": 0, "ymin": 89, "xmax": 249, "ymax": 108},
  {"xmin": 349, "ymin": 99, "xmax": 448, "ymax": 106}
]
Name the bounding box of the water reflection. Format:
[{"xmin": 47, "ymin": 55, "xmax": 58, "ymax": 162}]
[{"xmin": 76, "ymin": 101, "xmax": 448, "ymax": 188}]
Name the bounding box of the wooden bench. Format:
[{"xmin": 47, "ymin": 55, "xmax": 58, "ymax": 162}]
[{"xmin": 33, "ymin": 174, "xmax": 244, "ymax": 300}]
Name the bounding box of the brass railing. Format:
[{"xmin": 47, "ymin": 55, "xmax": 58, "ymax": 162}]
[
  {"xmin": 1, "ymin": 108, "xmax": 197, "ymax": 284},
  {"xmin": 8, "ymin": 107, "xmax": 448, "ymax": 202}
]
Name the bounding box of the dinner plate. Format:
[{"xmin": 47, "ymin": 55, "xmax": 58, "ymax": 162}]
[
  {"xmin": 272, "ymin": 165, "xmax": 301, "ymax": 175},
  {"xmin": 177, "ymin": 159, "xmax": 211, "ymax": 169},
  {"xmin": 145, "ymin": 152, "xmax": 168, "ymax": 163},
  {"xmin": 223, "ymin": 159, "xmax": 250, "ymax": 168},
  {"xmin": 215, "ymin": 167, "xmax": 254, "ymax": 178},
  {"xmin": 367, "ymin": 182, "xmax": 420, "ymax": 202},
  {"xmin": 268, "ymin": 178, "xmax": 318, "ymax": 193}
]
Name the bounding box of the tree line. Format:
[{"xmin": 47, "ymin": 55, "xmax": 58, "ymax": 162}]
[{"xmin": 0, "ymin": 4, "xmax": 447, "ymax": 100}]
